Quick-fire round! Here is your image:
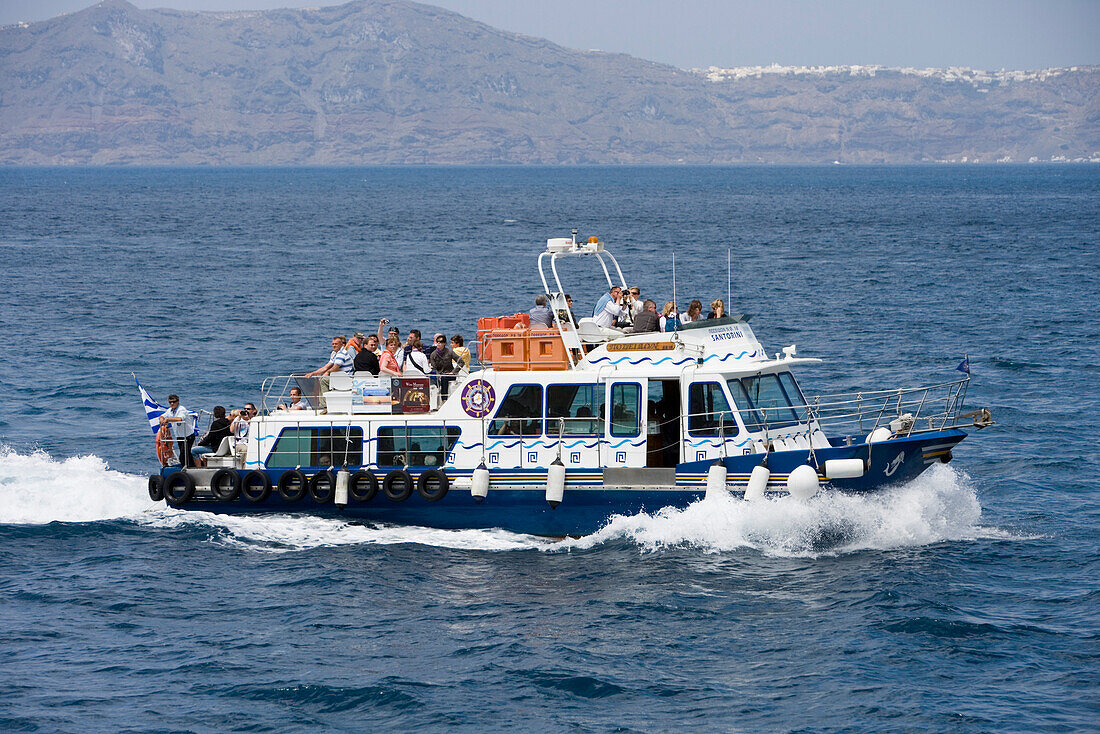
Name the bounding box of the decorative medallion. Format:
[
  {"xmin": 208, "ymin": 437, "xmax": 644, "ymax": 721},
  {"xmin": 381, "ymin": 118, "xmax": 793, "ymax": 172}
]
[{"xmin": 460, "ymin": 379, "xmax": 496, "ymax": 418}]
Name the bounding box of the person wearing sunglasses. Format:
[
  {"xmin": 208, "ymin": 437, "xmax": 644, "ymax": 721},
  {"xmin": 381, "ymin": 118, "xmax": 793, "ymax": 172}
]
[{"xmin": 159, "ymin": 394, "xmax": 195, "ymax": 468}]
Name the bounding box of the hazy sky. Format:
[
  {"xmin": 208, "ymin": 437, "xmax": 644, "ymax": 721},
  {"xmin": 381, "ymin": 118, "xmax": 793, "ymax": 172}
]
[{"xmin": 3, "ymin": 0, "xmax": 1097, "ymax": 70}]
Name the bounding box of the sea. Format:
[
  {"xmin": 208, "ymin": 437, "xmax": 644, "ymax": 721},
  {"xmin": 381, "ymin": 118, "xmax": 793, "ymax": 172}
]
[{"xmin": 0, "ymin": 165, "xmax": 1097, "ymax": 733}]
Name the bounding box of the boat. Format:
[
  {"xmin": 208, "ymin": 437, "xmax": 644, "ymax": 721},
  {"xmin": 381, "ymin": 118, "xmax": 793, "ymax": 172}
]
[{"xmin": 147, "ymin": 233, "xmax": 994, "ymax": 536}]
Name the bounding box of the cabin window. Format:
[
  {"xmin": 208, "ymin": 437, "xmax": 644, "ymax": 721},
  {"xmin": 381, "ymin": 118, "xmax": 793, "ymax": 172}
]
[
  {"xmin": 488, "ymin": 384, "xmax": 543, "ymax": 436},
  {"xmin": 777, "ymin": 371, "xmax": 809, "ymax": 422},
  {"xmin": 376, "ymin": 426, "xmax": 462, "ymax": 467},
  {"xmin": 546, "ymin": 384, "xmax": 605, "ymax": 436},
  {"xmin": 739, "ymin": 374, "xmax": 800, "ymax": 427},
  {"xmin": 267, "ymin": 427, "xmax": 364, "ymax": 468},
  {"xmin": 688, "ymin": 382, "xmax": 736, "ymax": 435},
  {"xmin": 726, "ymin": 379, "xmax": 765, "ymax": 433},
  {"xmin": 609, "ymin": 383, "xmax": 641, "ymax": 437}
]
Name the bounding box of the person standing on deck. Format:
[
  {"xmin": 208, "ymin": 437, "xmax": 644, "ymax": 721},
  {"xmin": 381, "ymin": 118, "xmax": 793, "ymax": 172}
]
[
  {"xmin": 160, "ymin": 394, "xmax": 195, "ymax": 468},
  {"xmin": 594, "ymin": 287, "xmax": 627, "ymax": 328}
]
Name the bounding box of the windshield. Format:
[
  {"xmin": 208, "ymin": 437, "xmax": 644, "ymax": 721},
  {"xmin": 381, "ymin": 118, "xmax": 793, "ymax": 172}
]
[{"xmin": 729, "ymin": 372, "xmax": 803, "ymax": 429}]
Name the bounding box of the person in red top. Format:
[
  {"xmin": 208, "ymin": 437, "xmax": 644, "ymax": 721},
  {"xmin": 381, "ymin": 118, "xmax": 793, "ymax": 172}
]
[{"xmin": 379, "ymin": 335, "xmax": 402, "ymax": 376}]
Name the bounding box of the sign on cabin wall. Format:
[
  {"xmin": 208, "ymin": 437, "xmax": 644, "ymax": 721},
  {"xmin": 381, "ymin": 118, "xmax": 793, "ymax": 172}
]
[
  {"xmin": 606, "ymin": 342, "xmax": 676, "ymax": 352},
  {"xmin": 351, "ymin": 376, "xmax": 394, "ymax": 414},
  {"xmin": 391, "ymin": 377, "xmax": 430, "ymax": 414}
]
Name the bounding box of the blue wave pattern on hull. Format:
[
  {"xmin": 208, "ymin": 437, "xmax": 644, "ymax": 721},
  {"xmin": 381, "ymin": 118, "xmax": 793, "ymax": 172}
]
[{"xmin": 0, "ymin": 166, "xmax": 1096, "ymax": 733}]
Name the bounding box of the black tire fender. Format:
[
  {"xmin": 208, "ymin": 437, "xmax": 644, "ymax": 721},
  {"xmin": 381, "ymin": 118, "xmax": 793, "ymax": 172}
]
[
  {"xmin": 417, "ymin": 468, "xmax": 449, "ymax": 502},
  {"xmin": 277, "ymin": 469, "xmax": 308, "ymax": 502},
  {"xmin": 163, "ymin": 471, "xmax": 196, "ymax": 504},
  {"xmin": 242, "ymin": 471, "xmax": 271, "ymax": 503},
  {"xmin": 148, "ymin": 474, "xmax": 164, "ymax": 502},
  {"xmin": 349, "ymin": 470, "xmax": 378, "ymax": 503},
  {"xmin": 309, "ymin": 470, "xmax": 336, "ymax": 504},
  {"xmin": 210, "ymin": 468, "xmax": 241, "ymax": 502},
  {"xmin": 383, "ymin": 468, "xmax": 414, "ymax": 502}
]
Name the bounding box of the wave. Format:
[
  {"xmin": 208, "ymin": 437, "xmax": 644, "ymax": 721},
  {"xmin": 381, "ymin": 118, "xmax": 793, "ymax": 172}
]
[
  {"xmin": 0, "ymin": 446, "xmax": 154, "ymax": 524},
  {"xmin": 0, "ymin": 446, "xmax": 1000, "ymax": 557},
  {"xmin": 566, "ymin": 463, "xmax": 995, "ymax": 557}
]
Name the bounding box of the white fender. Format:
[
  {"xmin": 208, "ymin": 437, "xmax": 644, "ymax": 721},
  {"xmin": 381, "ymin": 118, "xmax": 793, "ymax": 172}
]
[
  {"xmin": 744, "ymin": 464, "xmax": 770, "ymax": 501},
  {"xmin": 787, "ymin": 464, "xmax": 820, "ymax": 500},
  {"xmin": 545, "ymin": 459, "xmax": 566, "ymax": 508},
  {"xmin": 824, "ymin": 458, "xmax": 865, "ymax": 479},
  {"xmin": 866, "ymin": 427, "xmax": 893, "ymax": 444},
  {"xmin": 471, "ymin": 462, "xmax": 490, "ymax": 502},
  {"xmin": 335, "ymin": 467, "xmax": 349, "ymax": 507},
  {"xmin": 705, "ymin": 460, "xmax": 728, "ymax": 498}
]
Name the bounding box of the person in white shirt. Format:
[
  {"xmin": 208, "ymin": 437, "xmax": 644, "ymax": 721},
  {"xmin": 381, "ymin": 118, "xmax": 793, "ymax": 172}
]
[
  {"xmin": 626, "ymin": 286, "xmax": 644, "ymax": 322},
  {"xmin": 595, "ymin": 288, "xmax": 628, "ymax": 328},
  {"xmin": 397, "ymin": 330, "xmax": 431, "ymax": 375},
  {"xmin": 306, "ymin": 335, "xmax": 349, "ymax": 411},
  {"xmin": 159, "ymin": 394, "xmax": 196, "ymax": 467},
  {"xmin": 277, "ymin": 387, "xmax": 309, "ymax": 411}
]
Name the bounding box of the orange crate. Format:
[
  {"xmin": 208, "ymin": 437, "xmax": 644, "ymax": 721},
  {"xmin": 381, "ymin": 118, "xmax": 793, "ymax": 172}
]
[
  {"xmin": 489, "ymin": 329, "xmax": 529, "ymax": 370},
  {"xmin": 528, "ymin": 329, "xmax": 569, "ymax": 370},
  {"xmin": 478, "ymin": 314, "xmax": 530, "ymax": 362}
]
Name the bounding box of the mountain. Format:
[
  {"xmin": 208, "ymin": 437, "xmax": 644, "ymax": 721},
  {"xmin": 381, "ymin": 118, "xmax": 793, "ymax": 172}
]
[{"xmin": 0, "ymin": 0, "xmax": 1096, "ymax": 164}]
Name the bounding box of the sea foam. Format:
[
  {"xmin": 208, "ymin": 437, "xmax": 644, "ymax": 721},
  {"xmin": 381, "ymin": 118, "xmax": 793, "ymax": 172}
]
[{"xmin": 0, "ymin": 446, "xmax": 155, "ymax": 524}]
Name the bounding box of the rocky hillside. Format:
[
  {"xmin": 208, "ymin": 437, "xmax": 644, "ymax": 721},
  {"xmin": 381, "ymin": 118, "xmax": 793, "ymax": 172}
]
[{"xmin": 0, "ymin": 0, "xmax": 1096, "ymax": 164}]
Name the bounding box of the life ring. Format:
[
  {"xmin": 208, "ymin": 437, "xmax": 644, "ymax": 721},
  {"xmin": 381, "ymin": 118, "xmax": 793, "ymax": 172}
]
[
  {"xmin": 148, "ymin": 474, "xmax": 164, "ymax": 502},
  {"xmin": 210, "ymin": 468, "xmax": 241, "ymax": 501},
  {"xmin": 277, "ymin": 469, "xmax": 308, "ymax": 501},
  {"xmin": 156, "ymin": 425, "xmax": 175, "ymax": 467},
  {"xmin": 163, "ymin": 471, "xmax": 195, "ymax": 504},
  {"xmin": 349, "ymin": 470, "xmax": 378, "ymax": 502},
  {"xmin": 383, "ymin": 468, "xmax": 414, "ymax": 502},
  {"xmin": 242, "ymin": 471, "xmax": 271, "ymax": 503},
  {"xmin": 309, "ymin": 470, "xmax": 336, "ymax": 504},
  {"xmin": 417, "ymin": 468, "xmax": 449, "ymax": 502}
]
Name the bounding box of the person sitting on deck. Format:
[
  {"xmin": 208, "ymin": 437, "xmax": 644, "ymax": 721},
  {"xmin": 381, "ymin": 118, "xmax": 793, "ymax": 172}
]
[
  {"xmin": 660, "ymin": 302, "xmax": 680, "ymax": 332},
  {"xmin": 558, "ymin": 294, "xmax": 579, "ymax": 328},
  {"xmin": 191, "ymin": 405, "xmax": 232, "ymax": 466},
  {"xmin": 529, "ymin": 295, "xmax": 554, "ymax": 328},
  {"xmin": 306, "ymin": 336, "xmax": 347, "ymax": 378},
  {"xmin": 276, "ymin": 387, "xmax": 309, "ymax": 411},
  {"xmin": 708, "ymin": 299, "xmax": 726, "ymax": 319},
  {"xmin": 354, "ymin": 335, "xmax": 381, "ymax": 375},
  {"xmin": 397, "ymin": 330, "xmax": 430, "ymax": 375},
  {"xmin": 633, "ymin": 299, "xmax": 660, "ymax": 333},
  {"xmin": 379, "ymin": 335, "xmax": 403, "ymax": 376},
  {"xmin": 681, "ymin": 299, "xmax": 703, "ymax": 325},
  {"xmin": 626, "ymin": 287, "xmax": 644, "ymax": 322},
  {"xmin": 429, "ymin": 334, "xmax": 459, "ymax": 374},
  {"xmin": 451, "ymin": 335, "xmax": 471, "ymax": 371}
]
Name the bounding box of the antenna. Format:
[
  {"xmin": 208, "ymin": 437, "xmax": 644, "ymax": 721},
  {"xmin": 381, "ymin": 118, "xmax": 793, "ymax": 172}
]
[{"xmin": 727, "ymin": 249, "xmax": 732, "ymax": 310}]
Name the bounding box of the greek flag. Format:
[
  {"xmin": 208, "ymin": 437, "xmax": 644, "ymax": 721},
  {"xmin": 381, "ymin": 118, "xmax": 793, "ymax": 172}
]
[{"xmin": 134, "ymin": 375, "xmax": 198, "ymax": 435}]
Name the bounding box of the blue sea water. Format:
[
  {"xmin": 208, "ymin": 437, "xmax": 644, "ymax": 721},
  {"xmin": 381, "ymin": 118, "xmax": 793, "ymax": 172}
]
[{"xmin": 0, "ymin": 165, "xmax": 1097, "ymax": 732}]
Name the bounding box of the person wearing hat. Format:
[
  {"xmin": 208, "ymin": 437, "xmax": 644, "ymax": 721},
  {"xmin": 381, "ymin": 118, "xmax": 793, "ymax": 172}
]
[
  {"xmin": 375, "ymin": 317, "xmax": 397, "ymax": 348},
  {"xmin": 346, "ymin": 331, "xmax": 366, "ymax": 357}
]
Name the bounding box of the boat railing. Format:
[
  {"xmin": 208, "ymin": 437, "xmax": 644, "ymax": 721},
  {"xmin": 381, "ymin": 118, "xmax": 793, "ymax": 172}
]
[
  {"xmin": 803, "ymin": 377, "xmax": 992, "ymax": 437},
  {"xmin": 259, "ymin": 373, "xmax": 465, "ymax": 416}
]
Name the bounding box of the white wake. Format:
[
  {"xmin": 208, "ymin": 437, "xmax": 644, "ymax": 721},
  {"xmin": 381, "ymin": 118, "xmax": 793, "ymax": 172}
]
[
  {"xmin": 0, "ymin": 446, "xmax": 1004, "ymax": 557},
  {"xmin": 566, "ymin": 463, "xmax": 1001, "ymax": 557}
]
